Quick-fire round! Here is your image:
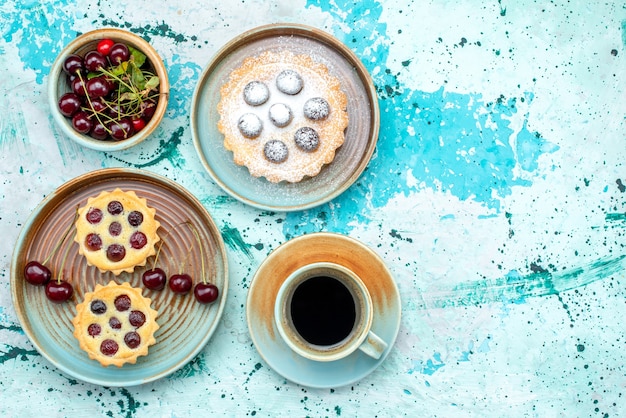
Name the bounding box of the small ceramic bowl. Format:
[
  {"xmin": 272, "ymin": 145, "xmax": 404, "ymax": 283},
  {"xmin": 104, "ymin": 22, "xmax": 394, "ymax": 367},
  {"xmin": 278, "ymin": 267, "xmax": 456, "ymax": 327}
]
[{"xmin": 48, "ymin": 28, "xmax": 169, "ymax": 151}]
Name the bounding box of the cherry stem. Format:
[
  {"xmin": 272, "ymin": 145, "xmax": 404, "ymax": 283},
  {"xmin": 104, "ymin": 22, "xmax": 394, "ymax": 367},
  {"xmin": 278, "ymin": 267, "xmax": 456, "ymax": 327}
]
[
  {"xmin": 77, "ymin": 59, "xmax": 160, "ymax": 137},
  {"xmin": 178, "ymin": 240, "xmax": 194, "ymax": 275},
  {"xmin": 55, "ymin": 219, "xmax": 76, "ymax": 284},
  {"xmin": 185, "ymin": 221, "xmax": 206, "ymax": 285},
  {"xmin": 150, "ymin": 221, "xmax": 186, "ymax": 270},
  {"xmin": 150, "ymin": 220, "xmax": 203, "ymax": 276},
  {"xmin": 151, "ymin": 232, "xmax": 166, "ymax": 270},
  {"xmin": 42, "ymin": 205, "xmax": 79, "ymax": 265},
  {"xmin": 99, "ymin": 62, "xmax": 136, "ymax": 93},
  {"xmin": 77, "ymin": 72, "xmax": 111, "ymax": 134}
]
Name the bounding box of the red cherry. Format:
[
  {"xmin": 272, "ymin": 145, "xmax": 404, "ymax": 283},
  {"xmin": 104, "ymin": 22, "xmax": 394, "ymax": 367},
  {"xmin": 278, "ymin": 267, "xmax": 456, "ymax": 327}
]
[
  {"xmin": 194, "ymin": 283, "xmax": 219, "ymax": 304},
  {"xmin": 106, "ymin": 244, "xmax": 126, "ymax": 262},
  {"xmin": 62, "ymin": 54, "xmax": 84, "ymax": 75},
  {"xmin": 84, "ymin": 50, "xmax": 107, "ymax": 72},
  {"xmin": 72, "ymin": 111, "xmax": 93, "ymax": 134},
  {"xmin": 124, "ymin": 331, "xmax": 141, "ymax": 348},
  {"xmin": 86, "ymin": 98, "xmax": 107, "ymax": 115},
  {"xmin": 100, "ymin": 339, "xmax": 119, "ymax": 356},
  {"xmin": 90, "ymin": 121, "xmax": 109, "ymax": 140},
  {"xmin": 140, "ymin": 99, "xmax": 157, "ymax": 120},
  {"xmin": 129, "ymin": 310, "xmax": 146, "ymax": 328},
  {"xmin": 45, "ymin": 280, "xmax": 73, "ymax": 303},
  {"xmin": 127, "ymin": 211, "xmax": 143, "ymax": 226},
  {"xmin": 109, "ymin": 317, "xmax": 122, "ymax": 329},
  {"xmin": 70, "ymin": 76, "xmax": 87, "ymax": 96},
  {"xmin": 114, "ymin": 294, "xmax": 131, "ymax": 312},
  {"xmin": 88, "ymin": 323, "xmax": 101, "ymax": 337},
  {"xmin": 107, "ymin": 200, "xmax": 124, "ymax": 215},
  {"xmin": 96, "ymin": 39, "xmax": 115, "ymax": 56},
  {"xmin": 58, "ymin": 92, "xmax": 82, "ymax": 117},
  {"xmin": 109, "ymin": 43, "xmax": 130, "ymax": 64},
  {"xmin": 108, "ymin": 118, "xmax": 134, "ymax": 141},
  {"xmin": 130, "ymin": 231, "xmax": 147, "ymax": 249},
  {"xmin": 24, "ymin": 210, "xmax": 79, "ymax": 291},
  {"xmin": 86, "ymin": 208, "xmax": 103, "ymax": 224},
  {"xmin": 86, "ymin": 76, "xmax": 112, "ymax": 98},
  {"xmin": 85, "ymin": 233, "xmax": 103, "ymax": 251},
  {"xmin": 169, "ymin": 273, "xmax": 192, "ymax": 294},
  {"xmin": 142, "ymin": 268, "xmax": 167, "ymax": 290},
  {"xmin": 131, "ymin": 117, "xmax": 146, "ymax": 132},
  {"xmin": 24, "ymin": 261, "xmax": 52, "ymax": 285}
]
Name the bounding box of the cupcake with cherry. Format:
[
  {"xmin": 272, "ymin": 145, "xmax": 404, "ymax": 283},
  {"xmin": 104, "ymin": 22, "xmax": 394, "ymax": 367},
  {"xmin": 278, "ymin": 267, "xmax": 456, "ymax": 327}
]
[
  {"xmin": 72, "ymin": 281, "xmax": 160, "ymax": 367},
  {"xmin": 74, "ymin": 188, "xmax": 161, "ymax": 275}
]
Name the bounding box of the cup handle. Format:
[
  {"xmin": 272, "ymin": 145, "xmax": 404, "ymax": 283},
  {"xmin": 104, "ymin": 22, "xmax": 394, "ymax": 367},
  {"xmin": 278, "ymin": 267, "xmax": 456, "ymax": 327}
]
[{"xmin": 358, "ymin": 330, "xmax": 388, "ymax": 359}]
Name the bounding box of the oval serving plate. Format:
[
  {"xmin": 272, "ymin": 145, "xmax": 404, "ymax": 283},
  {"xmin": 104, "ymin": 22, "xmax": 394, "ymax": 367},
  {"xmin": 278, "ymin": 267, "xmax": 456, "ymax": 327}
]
[
  {"xmin": 10, "ymin": 168, "xmax": 228, "ymax": 386},
  {"xmin": 191, "ymin": 23, "xmax": 380, "ymax": 211}
]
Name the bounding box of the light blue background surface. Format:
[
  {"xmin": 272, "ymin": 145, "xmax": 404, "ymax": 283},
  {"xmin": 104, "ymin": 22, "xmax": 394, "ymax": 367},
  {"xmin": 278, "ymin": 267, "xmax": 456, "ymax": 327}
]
[{"xmin": 1, "ymin": 0, "xmax": 624, "ymax": 416}]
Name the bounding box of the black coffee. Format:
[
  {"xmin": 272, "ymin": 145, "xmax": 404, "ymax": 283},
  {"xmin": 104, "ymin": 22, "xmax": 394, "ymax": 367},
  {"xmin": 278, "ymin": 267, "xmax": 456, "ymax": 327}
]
[{"xmin": 290, "ymin": 275, "xmax": 356, "ymax": 346}]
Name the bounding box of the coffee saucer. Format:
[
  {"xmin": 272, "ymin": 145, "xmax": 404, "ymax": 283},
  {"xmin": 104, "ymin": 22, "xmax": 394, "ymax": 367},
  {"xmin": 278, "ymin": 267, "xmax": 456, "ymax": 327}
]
[{"xmin": 246, "ymin": 233, "xmax": 401, "ymax": 388}]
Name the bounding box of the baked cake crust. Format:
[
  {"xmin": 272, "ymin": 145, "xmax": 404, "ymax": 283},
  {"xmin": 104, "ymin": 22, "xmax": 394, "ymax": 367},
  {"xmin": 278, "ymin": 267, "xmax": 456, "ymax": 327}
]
[
  {"xmin": 217, "ymin": 50, "xmax": 349, "ymax": 183},
  {"xmin": 74, "ymin": 189, "xmax": 160, "ymax": 275},
  {"xmin": 72, "ymin": 281, "xmax": 159, "ymax": 367}
]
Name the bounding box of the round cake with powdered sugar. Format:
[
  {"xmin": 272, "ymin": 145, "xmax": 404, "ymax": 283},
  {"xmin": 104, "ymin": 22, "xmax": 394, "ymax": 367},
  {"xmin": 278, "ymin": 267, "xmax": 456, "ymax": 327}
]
[{"xmin": 217, "ymin": 50, "xmax": 349, "ymax": 183}]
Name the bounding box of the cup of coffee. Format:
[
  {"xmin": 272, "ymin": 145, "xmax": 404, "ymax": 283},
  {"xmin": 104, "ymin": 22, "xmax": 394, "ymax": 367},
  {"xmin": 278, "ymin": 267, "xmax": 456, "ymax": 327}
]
[{"xmin": 274, "ymin": 262, "xmax": 387, "ymax": 362}]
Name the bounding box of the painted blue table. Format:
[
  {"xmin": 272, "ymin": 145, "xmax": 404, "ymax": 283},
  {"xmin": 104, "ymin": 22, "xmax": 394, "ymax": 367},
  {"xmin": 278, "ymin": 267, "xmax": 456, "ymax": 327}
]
[{"xmin": 1, "ymin": 0, "xmax": 624, "ymax": 416}]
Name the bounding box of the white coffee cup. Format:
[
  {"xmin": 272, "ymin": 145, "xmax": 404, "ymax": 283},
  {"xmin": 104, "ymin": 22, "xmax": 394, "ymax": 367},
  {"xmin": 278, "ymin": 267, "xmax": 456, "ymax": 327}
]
[{"xmin": 274, "ymin": 262, "xmax": 387, "ymax": 362}]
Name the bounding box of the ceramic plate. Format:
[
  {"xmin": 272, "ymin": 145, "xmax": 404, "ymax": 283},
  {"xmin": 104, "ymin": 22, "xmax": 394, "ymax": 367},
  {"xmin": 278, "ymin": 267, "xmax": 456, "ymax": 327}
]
[
  {"xmin": 10, "ymin": 168, "xmax": 228, "ymax": 386},
  {"xmin": 191, "ymin": 23, "xmax": 380, "ymax": 211},
  {"xmin": 246, "ymin": 233, "xmax": 401, "ymax": 388}
]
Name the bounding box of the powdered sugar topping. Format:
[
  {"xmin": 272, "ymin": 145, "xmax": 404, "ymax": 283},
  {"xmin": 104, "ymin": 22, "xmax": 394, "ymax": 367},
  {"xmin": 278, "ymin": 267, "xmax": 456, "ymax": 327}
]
[
  {"xmin": 264, "ymin": 139, "xmax": 289, "ymax": 163},
  {"xmin": 243, "ymin": 81, "xmax": 270, "ymax": 106},
  {"xmin": 303, "ymin": 97, "xmax": 330, "ymax": 121},
  {"xmin": 294, "ymin": 127, "xmax": 320, "ymax": 152},
  {"xmin": 238, "ymin": 113, "xmax": 263, "ymax": 138},
  {"xmin": 276, "ymin": 69, "xmax": 303, "ymax": 95},
  {"xmin": 269, "ymin": 103, "xmax": 293, "ymax": 127}
]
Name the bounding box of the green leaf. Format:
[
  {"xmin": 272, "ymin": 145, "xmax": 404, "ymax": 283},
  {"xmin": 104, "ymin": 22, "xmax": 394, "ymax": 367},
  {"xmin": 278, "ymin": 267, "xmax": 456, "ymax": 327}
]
[
  {"xmin": 128, "ymin": 45, "xmax": 147, "ymax": 68},
  {"xmin": 120, "ymin": 92, "xmax": 139, "ymax": 102},
  {"xmin": 111, "ymin": 61, "xmax": 128, "ymax": 77},
  {"xmin": 144, "ymin": 76, "xmax": 160, "ymax": 91},
  {"xmin": 131, "ymin": 63, "xmax": 147, "ymax": 90}
]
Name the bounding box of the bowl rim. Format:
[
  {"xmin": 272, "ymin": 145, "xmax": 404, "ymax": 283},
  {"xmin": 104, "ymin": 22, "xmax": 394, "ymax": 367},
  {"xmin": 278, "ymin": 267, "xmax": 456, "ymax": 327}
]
[{"xmin": 48, "ymin": 27, "xmax": 170, "ymax": 151}]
